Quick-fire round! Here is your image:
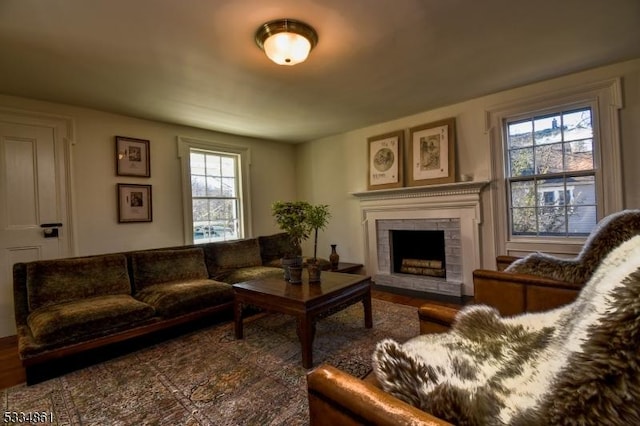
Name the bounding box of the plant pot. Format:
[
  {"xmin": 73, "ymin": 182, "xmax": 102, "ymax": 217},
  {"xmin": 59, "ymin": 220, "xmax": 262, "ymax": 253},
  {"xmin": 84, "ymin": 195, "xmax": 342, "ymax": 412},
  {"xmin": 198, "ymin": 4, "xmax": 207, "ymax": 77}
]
[
  {"xmin": 308, "ymin": 262, "xmax": 321, "ymax": 283},
  {"xmin": 281, "ymin": 256, "xmax": 302, "ymax": 280},
  {"xmin": 288, "ymin": 265, "xmax": 303, "ymax": 284}
]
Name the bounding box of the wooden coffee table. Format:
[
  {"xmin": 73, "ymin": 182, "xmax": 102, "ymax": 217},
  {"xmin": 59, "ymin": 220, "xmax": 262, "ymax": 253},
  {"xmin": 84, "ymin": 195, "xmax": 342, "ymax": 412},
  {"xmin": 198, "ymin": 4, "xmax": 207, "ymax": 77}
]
[{"xmin": 233, "ymin": 271, "xmax": 372, "ymax": 368}]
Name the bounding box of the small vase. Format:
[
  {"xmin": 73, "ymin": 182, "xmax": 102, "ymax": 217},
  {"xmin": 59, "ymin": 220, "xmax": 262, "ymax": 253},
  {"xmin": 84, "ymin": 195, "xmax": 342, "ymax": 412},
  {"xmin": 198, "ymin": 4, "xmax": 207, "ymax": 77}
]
[{"xmin": 329, "ymin": 244, "xmax": 340, "ymax": 270}]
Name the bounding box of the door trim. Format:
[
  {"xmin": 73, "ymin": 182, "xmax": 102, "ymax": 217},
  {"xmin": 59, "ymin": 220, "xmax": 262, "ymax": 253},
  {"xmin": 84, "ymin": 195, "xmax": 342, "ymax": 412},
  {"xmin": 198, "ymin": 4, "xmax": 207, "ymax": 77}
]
[{"xmin": 0, "ymin": 106, "xmax": 76, "ymax": 258}]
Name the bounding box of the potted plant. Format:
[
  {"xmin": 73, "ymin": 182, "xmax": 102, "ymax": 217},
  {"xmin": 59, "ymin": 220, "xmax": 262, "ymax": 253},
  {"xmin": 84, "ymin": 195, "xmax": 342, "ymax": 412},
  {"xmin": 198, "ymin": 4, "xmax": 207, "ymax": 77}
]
[
  {"xmin": 305, "ymin": 203, "xmax": 331, "ymax": 282},
  {"xmin": 271, "ymin": 200, "xmax": 311, "ymax": 282}
]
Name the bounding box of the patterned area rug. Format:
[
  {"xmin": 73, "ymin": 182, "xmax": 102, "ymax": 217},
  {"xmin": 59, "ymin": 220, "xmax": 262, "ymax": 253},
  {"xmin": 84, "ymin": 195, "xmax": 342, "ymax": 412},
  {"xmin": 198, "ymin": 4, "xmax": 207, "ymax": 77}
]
[{"xmin": 2, "ymin": 299, "xmax": 419, "ymax": 425}]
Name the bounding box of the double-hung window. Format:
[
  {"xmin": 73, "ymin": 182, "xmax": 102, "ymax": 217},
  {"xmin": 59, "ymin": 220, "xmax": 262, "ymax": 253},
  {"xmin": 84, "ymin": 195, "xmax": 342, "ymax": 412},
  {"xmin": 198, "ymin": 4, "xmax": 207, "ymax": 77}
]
[
  {"xmin": 190, "ymin": 150, "xmax": 240, "ymax": 242},
  {"xmin": 178, "ymin": 136, "xmax": 251, "ymax": 244},
  {"xmin": 506, "ymin": 107, "xmax": 597, "ymax": 237},
  {"xmin": 488, "ymin": 79, "xmax": 623, "ymax": 257}
]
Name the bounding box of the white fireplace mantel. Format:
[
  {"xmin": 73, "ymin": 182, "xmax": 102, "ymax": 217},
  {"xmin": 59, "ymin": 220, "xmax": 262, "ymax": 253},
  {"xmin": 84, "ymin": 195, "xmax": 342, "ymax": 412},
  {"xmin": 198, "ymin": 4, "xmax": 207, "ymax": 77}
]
[
  {"xmin": 350, "ymin": 181, "xmax": 489, "ymax": 202},
  {"xmin": 352, "ymin": 181, "xmax": 489, "ymax": 296}
]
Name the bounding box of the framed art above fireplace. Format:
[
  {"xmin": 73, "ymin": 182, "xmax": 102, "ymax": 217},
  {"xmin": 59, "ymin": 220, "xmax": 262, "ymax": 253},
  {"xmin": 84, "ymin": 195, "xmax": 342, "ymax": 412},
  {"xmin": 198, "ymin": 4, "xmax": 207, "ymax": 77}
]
[
  {"xmin": 408, "ymin": 118, "xmax": 456, "ymax": 186},
  {"xmin": 367, "ymin": 130, "xmax": 404, "ymax": 190}
]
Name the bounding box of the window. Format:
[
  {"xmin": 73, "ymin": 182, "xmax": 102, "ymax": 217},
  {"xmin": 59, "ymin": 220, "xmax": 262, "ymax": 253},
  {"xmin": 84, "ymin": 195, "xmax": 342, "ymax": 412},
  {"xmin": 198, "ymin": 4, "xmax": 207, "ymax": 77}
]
[
  {"xmin": 506, "ymin": 107, "xmax": 597, "ymax": 237},
  {"xmin": 178, "ymin": 136, "xmax": 252, "ymax": 244},
  {"xmin": 190, "ymin": 150, "xmax": 240, "ymax": 243},
  {"xmin": 488, "ymin": 78, "xmax": 623, "ymax": 257}
]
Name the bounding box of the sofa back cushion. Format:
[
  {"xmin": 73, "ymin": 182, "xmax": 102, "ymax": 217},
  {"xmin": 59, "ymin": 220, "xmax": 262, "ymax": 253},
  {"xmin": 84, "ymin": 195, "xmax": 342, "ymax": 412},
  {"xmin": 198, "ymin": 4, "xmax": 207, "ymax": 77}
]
[
  {"xmin": 129, "ymin": 248, "xmax": 208, "ymax": 291},
  {"xmin": 258, "ymin": 232, "xmax": 298, "ymax": 265},
  {"xmin": 26, "ymin": 254, "xmax": 131, "ymax": 312},
  {"xmin": 202, "ymin": 238, "xmax": 262, "ymax": 278}
]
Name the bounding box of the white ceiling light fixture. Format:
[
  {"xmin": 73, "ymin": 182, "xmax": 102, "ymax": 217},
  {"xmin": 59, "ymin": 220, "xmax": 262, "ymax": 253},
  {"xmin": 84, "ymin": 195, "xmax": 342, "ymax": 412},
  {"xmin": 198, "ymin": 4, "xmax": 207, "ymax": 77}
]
[{"xmin": 255, "ymin": 19, "xmax": 318, "ymax": 66}]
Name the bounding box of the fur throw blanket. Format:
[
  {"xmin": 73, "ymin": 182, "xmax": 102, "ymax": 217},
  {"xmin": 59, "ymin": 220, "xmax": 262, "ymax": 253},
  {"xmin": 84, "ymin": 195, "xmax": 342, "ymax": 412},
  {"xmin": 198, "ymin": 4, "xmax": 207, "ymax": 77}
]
[
  {"xmin": 373, "ymin": 235, "xmax": 640, "ymax": 425},
  {"xmin": 505, "ymin": 209, "xmax": 640, "ymax": 284}
]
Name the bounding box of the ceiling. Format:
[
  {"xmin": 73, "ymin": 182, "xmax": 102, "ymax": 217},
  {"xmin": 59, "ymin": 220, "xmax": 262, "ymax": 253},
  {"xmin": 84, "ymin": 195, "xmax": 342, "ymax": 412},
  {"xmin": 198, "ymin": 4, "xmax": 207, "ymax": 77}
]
[{"xmin": 1, "ymin": 0, "xmax": 639, "ymax": 143}]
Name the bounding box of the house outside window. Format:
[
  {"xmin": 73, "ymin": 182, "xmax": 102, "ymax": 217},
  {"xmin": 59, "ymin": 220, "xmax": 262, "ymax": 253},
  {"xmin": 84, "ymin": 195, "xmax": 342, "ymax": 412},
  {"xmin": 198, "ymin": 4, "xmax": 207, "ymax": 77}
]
[
  {"xmin": 506, "ymin": 107, "xmax": 597, "ymax": 237},
  {"xmin": 487, "ymin": 79, "xmax": 623, "ymax": 258},
  {"xmin": 178, "ymin": 136, "xmax": 252, "ymax": 245}
]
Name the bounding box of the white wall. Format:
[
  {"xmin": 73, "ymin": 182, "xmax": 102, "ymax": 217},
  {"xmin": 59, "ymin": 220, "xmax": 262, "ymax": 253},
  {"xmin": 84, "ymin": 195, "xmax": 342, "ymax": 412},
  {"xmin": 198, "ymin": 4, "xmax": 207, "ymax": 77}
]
[
  {"xmin": 0, "ymin": 94, "xmax": 297, "ymax": 257},
  {"xmin": 298, "ymin": 58, "xmax": 640, "ymax": 269},
  {"xmin": 2, "ymin": 58, "xmax": 638, "ymax": 265}
]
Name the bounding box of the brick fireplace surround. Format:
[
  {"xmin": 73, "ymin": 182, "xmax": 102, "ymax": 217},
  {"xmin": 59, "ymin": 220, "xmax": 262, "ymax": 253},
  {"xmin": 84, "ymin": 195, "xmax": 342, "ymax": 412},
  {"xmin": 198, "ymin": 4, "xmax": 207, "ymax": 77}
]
[{"xmin": 352, "ymin": 181, "xmax": 488, "ymax": 297}]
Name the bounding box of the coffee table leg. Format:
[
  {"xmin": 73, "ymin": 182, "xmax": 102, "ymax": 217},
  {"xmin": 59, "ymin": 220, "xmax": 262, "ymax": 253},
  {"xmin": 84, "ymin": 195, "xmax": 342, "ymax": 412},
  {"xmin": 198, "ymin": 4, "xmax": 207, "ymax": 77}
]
[
  {"xmin": 297, "ymin": 316, "xmax": 316, "ymax": 368},
  {"xmin": 234, "ymin": 300, "xmax": 244, "ymax": 339},
  {"xmin": 363, "ymin": 292, "xmax": 373, "ymax": 329}
]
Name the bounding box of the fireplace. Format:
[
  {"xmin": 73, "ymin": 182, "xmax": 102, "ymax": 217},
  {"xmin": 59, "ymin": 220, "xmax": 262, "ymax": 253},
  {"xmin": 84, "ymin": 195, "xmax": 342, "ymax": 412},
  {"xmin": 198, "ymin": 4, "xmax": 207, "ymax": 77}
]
[
  {"xmin": 352, "ymin": 181, "xmax": 488, "ymax": 297},
  {"xmin": 375, "ymin": 218, "xmax": 462, "ymax": 295},
  {"xmin": 391, "ymin": 230, "xmax": 446, "ymax": 278}
]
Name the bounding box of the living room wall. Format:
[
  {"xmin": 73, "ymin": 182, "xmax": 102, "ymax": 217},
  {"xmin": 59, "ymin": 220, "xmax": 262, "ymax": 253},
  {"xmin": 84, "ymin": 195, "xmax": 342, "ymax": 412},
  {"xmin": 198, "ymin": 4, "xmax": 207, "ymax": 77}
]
[
  {"xmin": 297, "ymin": 58, "xmax": 640, "ymax": 270},
  {"xmin": 0, "ymin": 94, "xmax": 297, "ymax": 257},
  {"xmin": 1, "ymin": 59, "xmax": 638, "ymax": 266}
]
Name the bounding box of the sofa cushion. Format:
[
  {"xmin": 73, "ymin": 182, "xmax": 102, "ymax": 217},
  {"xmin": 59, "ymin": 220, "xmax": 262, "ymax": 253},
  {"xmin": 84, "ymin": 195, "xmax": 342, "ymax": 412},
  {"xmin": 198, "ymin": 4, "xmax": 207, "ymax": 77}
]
[
  {"xmin": 263, "ymin": 258, "xmax": 282, "ymax": 268},
  {"xmin": 134, "ymin": 279, "xmax": 233, "ymax": 318},
  {"xmin": 258, "ymin": 233, "xmax": 297, "ymax": 264},
  {"xmin": 217, "ymin": 266, "xmax": 282, "ymax": 284},
  {"xmin": 130, "ymin": 248, "xmax": 208, "ymax": 291},
  {"xmin": 27, "ymin": 295, "xmax": 155, "ymax": 345},
  {"xmin": 202, "ymin": 238, "xmax": 262, "ymax": 279},
  {"xmin": 26, "ymin": 254, "xmax": 131, "ymax": 312}
]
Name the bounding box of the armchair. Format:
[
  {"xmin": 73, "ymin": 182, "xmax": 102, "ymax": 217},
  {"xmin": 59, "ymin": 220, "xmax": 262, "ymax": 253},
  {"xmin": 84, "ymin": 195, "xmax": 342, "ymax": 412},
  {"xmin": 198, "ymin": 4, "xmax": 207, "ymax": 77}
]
[
  {"xmin": 308, "ymin": 235, "xmax": 640, "ymax": 425},
  {"xmin": 419, "ymin": 209, "xmax": 640, "ymax": 338}
]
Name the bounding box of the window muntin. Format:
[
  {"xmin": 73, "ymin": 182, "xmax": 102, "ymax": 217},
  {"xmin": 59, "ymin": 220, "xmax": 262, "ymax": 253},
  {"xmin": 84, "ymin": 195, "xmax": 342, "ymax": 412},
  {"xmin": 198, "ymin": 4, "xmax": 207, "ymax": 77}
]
[
  {"xmin": 190, "ymin": 150, "xmax": 240, "ymax": 243},
  {"xmin": 506, "ymin": 107, "xmax": 597, "ymax": 237}
]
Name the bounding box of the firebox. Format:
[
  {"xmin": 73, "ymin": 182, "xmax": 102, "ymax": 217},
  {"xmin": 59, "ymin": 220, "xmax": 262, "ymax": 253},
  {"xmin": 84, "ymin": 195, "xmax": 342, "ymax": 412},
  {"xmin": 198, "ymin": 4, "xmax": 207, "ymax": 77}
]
[{"xmin": 390, "ymin": 230, "xmax": 446, "ymax": 278}]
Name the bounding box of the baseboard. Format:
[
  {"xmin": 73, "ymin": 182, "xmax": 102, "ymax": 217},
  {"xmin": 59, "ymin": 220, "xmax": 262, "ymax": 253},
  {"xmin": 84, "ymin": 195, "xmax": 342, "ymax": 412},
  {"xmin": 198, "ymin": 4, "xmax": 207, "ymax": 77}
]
[{"xmin": 373, "ymin": 284, "xmax": 473, "ymax": 305}]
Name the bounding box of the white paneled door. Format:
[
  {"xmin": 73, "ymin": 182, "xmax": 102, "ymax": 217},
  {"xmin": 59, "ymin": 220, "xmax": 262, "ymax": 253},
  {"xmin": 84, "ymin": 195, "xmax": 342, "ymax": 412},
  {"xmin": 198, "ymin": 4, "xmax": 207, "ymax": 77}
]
[{"xmin": 0, "ymin": 112, "xmax": 73, "ymax": 337}]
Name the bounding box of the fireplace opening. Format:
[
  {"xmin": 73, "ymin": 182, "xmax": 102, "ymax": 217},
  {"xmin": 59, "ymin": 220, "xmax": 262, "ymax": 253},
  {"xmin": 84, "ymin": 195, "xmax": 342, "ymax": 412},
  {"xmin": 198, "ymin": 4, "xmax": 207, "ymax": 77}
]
[{"xmin": 390, "ymin": 230, "xmax": 446, "ymax": 278}]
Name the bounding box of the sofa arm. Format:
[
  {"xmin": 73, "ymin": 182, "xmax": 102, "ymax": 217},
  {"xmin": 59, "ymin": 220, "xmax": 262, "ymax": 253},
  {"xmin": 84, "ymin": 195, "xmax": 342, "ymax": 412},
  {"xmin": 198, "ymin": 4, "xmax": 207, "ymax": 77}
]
[
  {"xmin": 418, "ymin": 304, "xmax": 459, "ymax": 334},
  {"xmin": 473, "ymin": 269, "xmax": 582, "ymax": 316},
  {"xmin": 307, "ymin": 365, "xmax": 451, "ymax": 426}
]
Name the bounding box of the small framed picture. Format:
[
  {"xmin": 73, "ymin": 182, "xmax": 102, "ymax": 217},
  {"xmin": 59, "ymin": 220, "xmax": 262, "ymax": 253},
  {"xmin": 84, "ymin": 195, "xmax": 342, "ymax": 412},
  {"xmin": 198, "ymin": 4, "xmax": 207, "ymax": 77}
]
[
  {"xmin": 117, "ymin": 184, "xmax": 152, "ymax": 223},
  {"xmin": 408, "ymin": 118, "xmax": 456, "ymax": 186},
  {"xmin": 367, "ymin": 130, "xmax": 404, "ymax": 190},
  {"xmin": 116, "ymin": 136, "xmax": 150, "ymax": 177}
]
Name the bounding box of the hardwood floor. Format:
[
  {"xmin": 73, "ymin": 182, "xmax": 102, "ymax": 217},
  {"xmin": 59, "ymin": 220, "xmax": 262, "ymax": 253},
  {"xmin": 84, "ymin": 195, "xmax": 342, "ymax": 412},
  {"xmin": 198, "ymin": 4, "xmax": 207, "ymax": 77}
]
[
  {"xmin": 0, "ymin": 335, "xmax": 25, "ymax": 390},
  {"xmin": 0, "ymin": 289, "xmax": 463, "ymax": 390}
]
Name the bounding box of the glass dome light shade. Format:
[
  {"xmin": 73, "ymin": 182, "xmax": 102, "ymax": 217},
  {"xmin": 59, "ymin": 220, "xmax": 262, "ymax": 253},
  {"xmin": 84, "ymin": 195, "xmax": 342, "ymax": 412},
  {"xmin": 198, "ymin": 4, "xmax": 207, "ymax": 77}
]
[
  {"xmin": 255, "ymin": 19, "xmax": 318, "ymax": 66},
  {"xmin": 263, "ymin": 32, "xmax": 311, "ymax": 66}
]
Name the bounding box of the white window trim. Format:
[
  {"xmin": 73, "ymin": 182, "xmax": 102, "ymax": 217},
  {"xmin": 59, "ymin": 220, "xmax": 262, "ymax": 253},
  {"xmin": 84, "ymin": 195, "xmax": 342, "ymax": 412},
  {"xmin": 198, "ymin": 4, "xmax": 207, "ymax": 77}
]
[
  {"xmin": 485, "ymin": 78, "xmax": 623, "ymax": 257},
  {"xmin": 177, "ymin": 136, "xmax": 252, "ymax": 244}
]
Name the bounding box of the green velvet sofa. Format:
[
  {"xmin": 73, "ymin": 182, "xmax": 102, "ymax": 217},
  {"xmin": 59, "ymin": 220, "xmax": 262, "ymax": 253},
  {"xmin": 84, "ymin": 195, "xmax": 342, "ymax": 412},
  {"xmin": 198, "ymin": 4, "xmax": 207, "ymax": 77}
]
[{"xmin": 13, "ymin": 233, "xmax": 292, "ymax": 384}]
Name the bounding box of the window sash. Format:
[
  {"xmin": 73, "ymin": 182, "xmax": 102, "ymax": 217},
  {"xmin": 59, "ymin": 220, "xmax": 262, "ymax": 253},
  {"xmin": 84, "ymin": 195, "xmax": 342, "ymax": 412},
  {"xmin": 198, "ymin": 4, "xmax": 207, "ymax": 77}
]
[
  {"xmin": 189, "ymin": 149, "xmax": 240, "ymax": 243},
  {"xmin": 178, "ymin": 136, "xmax": 251, "ymax": 246},
  {"xmin": 487, "ymin": 78, "xmax": 623, "ymax": 258}
]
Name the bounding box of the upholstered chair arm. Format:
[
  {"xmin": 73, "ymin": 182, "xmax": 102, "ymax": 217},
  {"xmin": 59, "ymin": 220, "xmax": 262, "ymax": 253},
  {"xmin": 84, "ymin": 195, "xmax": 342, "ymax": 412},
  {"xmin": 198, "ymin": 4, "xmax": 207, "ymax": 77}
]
[
  {"xmin": 473, "ymin": 269, "xmax": 583, "ymax": 316},
  {"xmin": 418, "ymin": 304, "xmax": 460, "ymax": 334},
  {"xmin": 307, "ymin": 364, "xmax": 452, "ymax": 426},
  {"xmin": 496, "ymin": 255, "xmax": 521, "ymax": 270}
]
